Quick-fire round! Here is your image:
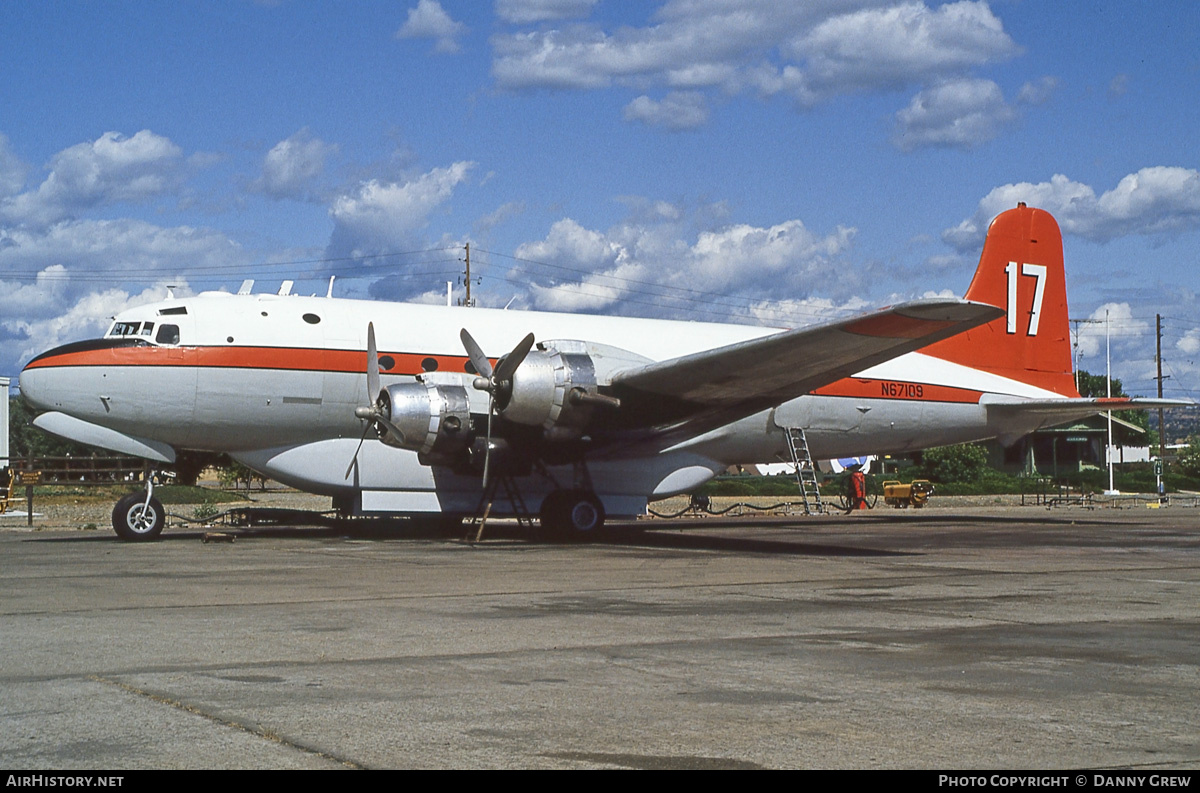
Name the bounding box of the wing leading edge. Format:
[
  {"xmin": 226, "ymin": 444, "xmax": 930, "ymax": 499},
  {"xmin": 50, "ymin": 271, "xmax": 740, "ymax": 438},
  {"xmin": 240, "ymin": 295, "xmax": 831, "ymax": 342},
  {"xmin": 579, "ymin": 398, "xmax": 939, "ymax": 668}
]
[{"xmin": 604, "ymin": 298, "xmax": 1004, "ymax": 437}]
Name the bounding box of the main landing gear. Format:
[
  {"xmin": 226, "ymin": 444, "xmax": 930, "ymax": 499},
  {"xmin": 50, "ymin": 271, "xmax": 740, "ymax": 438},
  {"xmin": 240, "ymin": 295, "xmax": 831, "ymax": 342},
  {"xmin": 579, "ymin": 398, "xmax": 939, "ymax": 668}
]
[
  {"xmin": 539, "ymin": 489, "xmax": 606, "ymax": 535},
  {"xmin": 469, "ymin": 477, "xmax": 607, "ymax": 540},
  {"xmin": 112, "ymin": 473, "xmax": 165, "ymax": 541},
  {"xmin": 469, "ymin": 457, "xmax": 608, "ymax": 540}
]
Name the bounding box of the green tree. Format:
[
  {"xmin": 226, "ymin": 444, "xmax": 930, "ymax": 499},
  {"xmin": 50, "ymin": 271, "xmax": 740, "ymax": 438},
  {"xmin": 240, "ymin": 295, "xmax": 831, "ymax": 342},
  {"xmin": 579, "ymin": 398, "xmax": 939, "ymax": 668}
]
[
  {"xmin": 1178, "ymin": 435, "xmax": 1200, "ymax": 479},
  {"xmin": 217, "ymin": 458, "xmax": 267, "ymax": 491},
  {"xmin": 9, "ymin": 396, "xmax": 221, "ymax": 484},
  {"xmin": 1075, "ymin": 369, "xmax": 1152, "ymax": 439},
  {"xmin": 8, "ymin": 397, "xmax": 98, "ymax": 459},
  {"xmin": 920, "ymin": 444, "xmax": 989, "ymax": 484},
  {"xmin": 1075, "ymin": 370, "xmax": 1125, "ymax": 399}
]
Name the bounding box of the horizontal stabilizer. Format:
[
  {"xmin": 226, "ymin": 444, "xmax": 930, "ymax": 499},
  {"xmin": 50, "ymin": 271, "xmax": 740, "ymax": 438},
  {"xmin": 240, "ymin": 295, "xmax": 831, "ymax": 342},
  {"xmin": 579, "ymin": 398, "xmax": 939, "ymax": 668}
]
[{"xmin": 983, "ymin": 396, "xmax": 1193, "ymax": 433}]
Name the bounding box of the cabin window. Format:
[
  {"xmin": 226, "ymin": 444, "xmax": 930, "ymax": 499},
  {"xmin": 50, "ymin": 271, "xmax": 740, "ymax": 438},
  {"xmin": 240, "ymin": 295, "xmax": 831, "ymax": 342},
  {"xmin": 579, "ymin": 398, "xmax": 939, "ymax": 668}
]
[
  {"xmin": 158, "ymin": 306, "xmax": 188, "ymax": 316},
  {"xmin": 422, "ymin": 357, "xmax": 438, "ymax": 372},
  {"xmin": 155, "ymin": 324, "xmax": 180, "ymax": 345},
  {"xmin": 378, "ymin": 356, "xmax": 395, "ymax": 371},
  {"xmin": 302, "ymin": 313, "xmax": 321, "ymax": 324}
]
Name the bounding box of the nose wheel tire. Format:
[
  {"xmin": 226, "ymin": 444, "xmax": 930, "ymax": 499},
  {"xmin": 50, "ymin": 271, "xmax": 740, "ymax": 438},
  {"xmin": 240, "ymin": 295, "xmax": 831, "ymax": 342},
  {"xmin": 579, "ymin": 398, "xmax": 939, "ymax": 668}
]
[
  {"xmin": 540, "ymin": 490, "xmax": 605, "ymax": 537},
  {"xmin": 113, "ymin": 492, "xmax": 166, "ymax": 541}
]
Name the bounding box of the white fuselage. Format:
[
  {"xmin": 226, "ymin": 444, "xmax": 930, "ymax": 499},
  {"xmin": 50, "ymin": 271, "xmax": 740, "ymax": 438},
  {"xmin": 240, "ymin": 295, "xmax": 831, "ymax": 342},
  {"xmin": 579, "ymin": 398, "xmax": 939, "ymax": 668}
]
[{"xmin": 19, "ymin": 292, "xmax": 1059, "ymax": 516}]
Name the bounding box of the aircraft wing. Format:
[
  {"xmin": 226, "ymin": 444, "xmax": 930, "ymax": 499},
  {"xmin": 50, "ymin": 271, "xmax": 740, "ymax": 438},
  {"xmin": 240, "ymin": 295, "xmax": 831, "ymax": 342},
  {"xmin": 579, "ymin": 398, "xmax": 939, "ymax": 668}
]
[{"xmin": 603, "ymin": 298, "xmax": 1004, "ymax": 439}]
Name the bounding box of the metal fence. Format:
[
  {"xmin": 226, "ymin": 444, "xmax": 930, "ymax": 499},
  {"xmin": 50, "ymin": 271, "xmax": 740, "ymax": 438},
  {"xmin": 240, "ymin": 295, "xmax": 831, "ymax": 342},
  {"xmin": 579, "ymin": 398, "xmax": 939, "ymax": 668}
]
[{"xmin": 1, "ymin": 455, "xmax": 145, "ymax": 485}]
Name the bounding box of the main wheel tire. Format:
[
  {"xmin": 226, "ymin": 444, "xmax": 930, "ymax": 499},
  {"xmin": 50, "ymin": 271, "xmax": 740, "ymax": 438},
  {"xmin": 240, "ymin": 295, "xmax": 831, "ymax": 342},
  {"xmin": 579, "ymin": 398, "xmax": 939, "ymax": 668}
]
[
  {"xmin": 563, "ymin": 491, "xmax": 605, "ymax": 533},
  {"xmin": 539, "ymin": 490, "xmax": 605, "ymax": 537},
  {"xmin": 112, "ymin": 492, "xmax": 165, "ymax": 541}
]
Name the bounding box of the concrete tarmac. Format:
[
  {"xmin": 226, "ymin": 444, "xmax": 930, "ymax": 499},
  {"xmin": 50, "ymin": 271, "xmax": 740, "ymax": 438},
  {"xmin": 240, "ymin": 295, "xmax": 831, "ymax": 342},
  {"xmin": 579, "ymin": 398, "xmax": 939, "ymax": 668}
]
[{"xmin": 2, "ymin": 505, "xmax": 1198, "ymax": 769}]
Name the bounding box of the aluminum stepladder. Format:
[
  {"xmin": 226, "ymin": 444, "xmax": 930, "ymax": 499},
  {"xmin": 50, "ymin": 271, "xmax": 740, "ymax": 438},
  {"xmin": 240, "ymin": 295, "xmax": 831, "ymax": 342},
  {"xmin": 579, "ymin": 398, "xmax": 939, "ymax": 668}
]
[{"xmin": 784, "ymin": 427, "xmax": 826, "ymax": 515}]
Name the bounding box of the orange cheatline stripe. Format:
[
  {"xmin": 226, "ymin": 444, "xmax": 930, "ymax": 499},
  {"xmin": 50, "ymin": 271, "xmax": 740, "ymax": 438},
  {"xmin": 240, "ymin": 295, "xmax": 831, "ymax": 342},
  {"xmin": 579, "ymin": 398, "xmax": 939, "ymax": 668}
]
[
  {"xmin": 813, "ymin": 377, "xmax": 984, "ymax": 404},
  {"xmin": 24, "ymin": 344, "xmax": 485, "ymax": 377}
]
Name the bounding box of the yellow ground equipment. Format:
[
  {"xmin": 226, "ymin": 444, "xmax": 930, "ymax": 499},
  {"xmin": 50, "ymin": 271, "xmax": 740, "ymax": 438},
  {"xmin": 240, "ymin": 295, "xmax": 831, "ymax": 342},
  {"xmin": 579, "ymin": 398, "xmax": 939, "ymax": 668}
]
[
  {"xmin": 0, "ymin": 469, "xmax": 14, "ymax": 514},
  {"xmin": 882, "ymin": 479, "xmax": 934, "ymax": 508}
]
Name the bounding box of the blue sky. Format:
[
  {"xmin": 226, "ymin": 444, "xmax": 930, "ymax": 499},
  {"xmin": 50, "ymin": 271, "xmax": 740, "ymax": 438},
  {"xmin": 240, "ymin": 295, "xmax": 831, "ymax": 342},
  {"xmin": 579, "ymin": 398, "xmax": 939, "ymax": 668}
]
[{"xmin": 2, "ymin": 1, "xmax": 1199, "ymax": 400}]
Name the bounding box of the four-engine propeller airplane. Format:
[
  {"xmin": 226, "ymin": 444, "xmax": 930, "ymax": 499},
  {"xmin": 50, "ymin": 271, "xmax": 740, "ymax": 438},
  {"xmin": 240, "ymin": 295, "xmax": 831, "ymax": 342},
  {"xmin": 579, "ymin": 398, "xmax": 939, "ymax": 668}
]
[{"xmin": 19, "ymin": 204, "xmax": 1183, "ymax": 539}]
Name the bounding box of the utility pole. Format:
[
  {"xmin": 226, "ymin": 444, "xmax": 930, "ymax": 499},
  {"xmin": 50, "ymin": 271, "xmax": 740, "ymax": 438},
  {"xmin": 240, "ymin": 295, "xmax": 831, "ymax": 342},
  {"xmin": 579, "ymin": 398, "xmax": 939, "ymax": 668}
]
[
  {"xmin": 1104, "ymin": 309, "xmax": 1118, "ymax": 495},
  {"xmin": 458, "ymin": 243, "xmax": 477, "ymax": 307},
  {"xmin": 1068, "ymin": 317, "xmax": 1100, "ymax": 392},
  {"xmin": 1155, "ymin": 313, "xmax": 1168, "ymax": 500}
]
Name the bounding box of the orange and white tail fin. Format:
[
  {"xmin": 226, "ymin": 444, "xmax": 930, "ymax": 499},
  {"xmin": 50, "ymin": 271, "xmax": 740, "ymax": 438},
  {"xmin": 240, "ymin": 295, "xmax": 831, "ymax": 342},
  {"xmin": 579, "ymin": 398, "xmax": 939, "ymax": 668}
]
[{"xmin": 924, "ymin": 204, "xmax": 1080, "ymax": 397}]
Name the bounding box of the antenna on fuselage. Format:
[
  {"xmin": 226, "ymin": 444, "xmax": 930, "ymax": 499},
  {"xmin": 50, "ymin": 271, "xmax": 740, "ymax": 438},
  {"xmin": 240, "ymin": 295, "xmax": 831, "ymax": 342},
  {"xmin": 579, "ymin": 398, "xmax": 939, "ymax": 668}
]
[
  {"xmin": 278, "ymin": 280, "xmax": 293, "ymax": 296},
  {"xmin": 238, "ymin": 279, "xmax": 254, "ymax": 295},
  {"xmin": 326, "ymin": 276, "xmax": 336, "ymax": 298},
  {"xmin": 165, "ymin": 285, "xmax": 176, "ymax": 299}
]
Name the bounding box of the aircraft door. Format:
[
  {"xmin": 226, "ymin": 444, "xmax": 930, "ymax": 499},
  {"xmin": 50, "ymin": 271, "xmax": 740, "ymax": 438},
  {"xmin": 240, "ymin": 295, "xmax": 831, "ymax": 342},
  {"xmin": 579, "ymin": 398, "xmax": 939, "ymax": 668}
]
[{"xmin": 144, "ymin": 313, "xmax": 198, "ymax": 446}]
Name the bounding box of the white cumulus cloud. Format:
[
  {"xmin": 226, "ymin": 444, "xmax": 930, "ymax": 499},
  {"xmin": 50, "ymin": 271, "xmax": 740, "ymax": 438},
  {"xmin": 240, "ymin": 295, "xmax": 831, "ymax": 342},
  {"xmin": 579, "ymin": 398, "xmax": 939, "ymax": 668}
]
[
  {"xmin": 789, "ymin": 1, "xmax": 1019, "ymax": 99},
  {"xmin": 510, "ymin": 204, "xmax": 859, "ymax": 320},
  {"xmin": 0, "ymin": 130, "xmax": 184, "ymax": 228},
  {"xmin": 944, "ymin": 168, "xmax": 1200, "ymax": 251},
  {"xmin": 326, "ymin": 161, "xmax": 475, "ymax": 257},
  {"xmin": 892, "ymin": 78, "xmax": 1016, "ymax": 151},
  {"xmin": 491, "ymin": 0, "xmax": 1021, "ymax": 136},
  {"xmin": 496, "ymin": 0, "xmax": 598, "ymax": 24},
  {"xmin": 1073, "ymin": 302, "xmax": 1149, "ymax": 362},
  {"xmin": 0, "ymin": 133, "xmax": 29, "ymax": 198},
  {"xmin": 252, "ymin": 128, "xmax": 338, "ymax": 200},
  {"xmin": 396, "ymin": 0, "xmax": 467, "ymax": 54},
  {"xmin": 623, "ymin": 91, "xmax": 709, "ymax": 130}
]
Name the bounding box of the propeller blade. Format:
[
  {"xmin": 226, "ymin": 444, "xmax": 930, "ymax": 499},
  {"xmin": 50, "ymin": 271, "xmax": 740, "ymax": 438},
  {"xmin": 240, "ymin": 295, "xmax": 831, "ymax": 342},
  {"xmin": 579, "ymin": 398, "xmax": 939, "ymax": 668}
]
[
  {"xmin": 344, "ymin": 423, "xmax": 371, "ymax": 480},
  {"xmin": 493, "ymin": 333, "xmax": 535, "ymax": 384},
  {"xmin": 459, "ymin": 328, "xmax": 536, "ymax": 492},
  {"xmin": 459, "ymin": 328, "xmax": 493, "ymax": 380},
  {"xmin": 481, "ymin": 392, "xmax": 494, "ymax": 490},
  {"xmin": 366, "ymin": 322, "xmax": 380, "ymax": 402},
  {"xmin": 346, "ymin": 322, "xmax": 407, "ymax": 479}
]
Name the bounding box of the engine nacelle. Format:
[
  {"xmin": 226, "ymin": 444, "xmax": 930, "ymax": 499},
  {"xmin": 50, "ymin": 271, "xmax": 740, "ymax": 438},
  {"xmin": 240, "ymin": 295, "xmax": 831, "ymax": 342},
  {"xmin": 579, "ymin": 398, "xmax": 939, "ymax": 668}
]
[
  {"xmin": 378, "ymin": 382, "xmax": 473, "ymax": 462},
  {"xmin": 501, "ymin": 342, "xmax": 600, "ymax": 441}
]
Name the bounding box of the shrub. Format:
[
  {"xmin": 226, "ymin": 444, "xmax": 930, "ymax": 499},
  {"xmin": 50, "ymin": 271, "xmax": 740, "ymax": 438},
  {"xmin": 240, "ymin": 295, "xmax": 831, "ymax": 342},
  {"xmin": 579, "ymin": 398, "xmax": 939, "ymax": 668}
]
[{"xmin": 920, "ymin": 444, "xmax": 989, "ymax": 484}]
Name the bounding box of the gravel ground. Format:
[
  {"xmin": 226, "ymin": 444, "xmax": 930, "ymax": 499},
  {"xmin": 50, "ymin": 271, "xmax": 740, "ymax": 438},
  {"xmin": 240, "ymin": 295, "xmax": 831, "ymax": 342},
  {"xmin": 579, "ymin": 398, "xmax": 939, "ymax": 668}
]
[
  {"xmin": 2, "ymin": 486, "xmax": 1181, "ymax": 535},
  {"xmin": 0, "ymin": 489, "xmax": 333, "ymax": 534}
]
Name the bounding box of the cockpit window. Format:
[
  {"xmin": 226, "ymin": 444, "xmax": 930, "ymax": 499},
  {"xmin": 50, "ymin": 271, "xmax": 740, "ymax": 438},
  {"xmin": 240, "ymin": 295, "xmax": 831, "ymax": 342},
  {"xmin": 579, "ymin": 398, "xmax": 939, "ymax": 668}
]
[
  {"xmin": 139, "ymin": 322, "xmax": 155, "ymax": 336},
  {"xmin": 155, "ymin": 324, "xmax": 180, "ymax": 345},
  {"xmin": 109, "ymin": 321, "xmax": 142, "ymax": 337}
]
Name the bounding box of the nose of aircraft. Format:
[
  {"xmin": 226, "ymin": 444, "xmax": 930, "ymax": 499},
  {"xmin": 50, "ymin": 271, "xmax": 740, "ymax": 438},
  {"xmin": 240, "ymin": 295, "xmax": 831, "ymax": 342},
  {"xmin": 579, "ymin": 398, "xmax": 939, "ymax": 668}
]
[
  {"xmin": 19, "ymin": 353, "xmax": 59, "ymax": 412},
  {"xmin": 18, "ymin": 338, "xmax": 113, "ymax": 414}
]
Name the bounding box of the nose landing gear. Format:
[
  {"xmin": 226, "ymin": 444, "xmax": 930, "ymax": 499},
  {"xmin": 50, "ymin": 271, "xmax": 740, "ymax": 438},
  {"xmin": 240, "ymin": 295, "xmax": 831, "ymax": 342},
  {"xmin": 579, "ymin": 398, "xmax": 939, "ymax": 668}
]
[{"xmin": 112, "ymin": 476, "xmax": 165, "ymax": 541}]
